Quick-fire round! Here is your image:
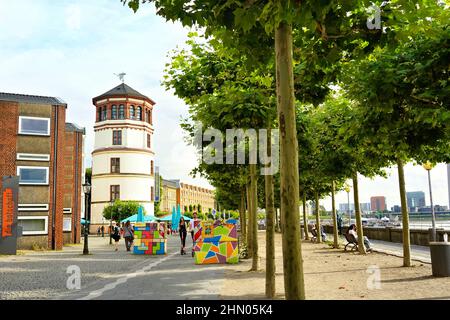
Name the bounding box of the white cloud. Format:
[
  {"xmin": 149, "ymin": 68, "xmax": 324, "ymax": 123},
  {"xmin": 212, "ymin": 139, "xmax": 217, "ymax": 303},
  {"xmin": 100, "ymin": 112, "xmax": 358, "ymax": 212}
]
[{"xmin": 65, "ymin": 4, "xmax": 81, "ymax": 31}]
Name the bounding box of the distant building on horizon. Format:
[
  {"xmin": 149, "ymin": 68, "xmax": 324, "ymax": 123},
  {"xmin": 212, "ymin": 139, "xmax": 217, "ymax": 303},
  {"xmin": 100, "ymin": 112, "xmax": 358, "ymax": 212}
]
[
  {"xmin": 406, "ymin": 191, "xmax": 426, "ymax": 212},
  {"xmin": 339, "ymin": 203, "xmax": 354, "ymax": 214},
  {"xmin": 370, "ymin": 196, "xmax": 386, "ymax": 212},
  {"xmin": 391, "ymin": 205, "xmax": 401, "ymax": 213}
]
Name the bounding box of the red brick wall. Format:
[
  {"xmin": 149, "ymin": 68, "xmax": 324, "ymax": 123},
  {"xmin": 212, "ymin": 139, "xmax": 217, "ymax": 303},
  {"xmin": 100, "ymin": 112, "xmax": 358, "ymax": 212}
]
[
  {"xmin": 63, "ymin": 130, "xmax": 83, "ymax": 244},
  {"xmin": 48, "ymin": 106, "xmax": 66, "ymax": 250},
  {"xmin": 0, "ymin": 101, "xmax": 18, "ymax": 215}
]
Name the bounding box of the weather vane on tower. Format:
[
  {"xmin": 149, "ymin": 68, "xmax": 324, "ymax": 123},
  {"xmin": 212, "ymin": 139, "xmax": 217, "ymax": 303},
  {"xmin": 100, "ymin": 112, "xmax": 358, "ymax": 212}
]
[{"xmin": 114, "ymin": 72, "xmax": 126, "ymax": 83}]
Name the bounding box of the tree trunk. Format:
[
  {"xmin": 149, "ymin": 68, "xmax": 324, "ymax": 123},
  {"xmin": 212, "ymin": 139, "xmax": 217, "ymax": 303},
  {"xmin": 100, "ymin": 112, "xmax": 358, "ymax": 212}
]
[
  {"xmin": 352, "ymin": 172, "xmax": 366, "ymax": 254},
  {"xmin": 314, "ymin": 191, "xmax": 322, "ymax": 243},
  {"xmin": 275, "ymin": 21, "xmax": 305, "ymax": 300},
  {"xmin": 302, "ymin": 193, "xmax": 309, "ymax": 240},
  {"xmin": 265, "ymin": 129, "xmax": 276, "ymax": 297},
  {"xmin": 397, "ymin": 158, "xmax": 411, "ymax": 267},
  {"xmin": 250, "ymin": 163, "xmax": 258, "ymax": 271},
  {"xmin": 239, "ymin": 187, "xmax": 247, "ymax": 247},
  {"xmin": 331, "ymin": 181, "xmax": 339, "ymax": 249},
  {"xmin": 246, "ymin": 182, "xmax": 253, "ymax": 259}
]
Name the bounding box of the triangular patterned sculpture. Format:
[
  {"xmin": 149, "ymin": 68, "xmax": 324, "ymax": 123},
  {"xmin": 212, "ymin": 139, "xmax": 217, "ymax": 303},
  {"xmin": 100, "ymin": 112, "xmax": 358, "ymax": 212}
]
[{"xmin": 193, "ymin": 220, "xmax": 238, "ymax": 264}]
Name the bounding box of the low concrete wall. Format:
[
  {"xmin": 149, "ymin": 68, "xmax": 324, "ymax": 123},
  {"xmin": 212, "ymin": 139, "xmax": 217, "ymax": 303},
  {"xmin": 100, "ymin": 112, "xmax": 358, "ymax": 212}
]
[
  {"xmin": 319, "ymin": 224, "xmax": 448, "ymax": 246},
  {"xmin": 17, "ymin": 235, "xmax": 48, "ymax": 250}
]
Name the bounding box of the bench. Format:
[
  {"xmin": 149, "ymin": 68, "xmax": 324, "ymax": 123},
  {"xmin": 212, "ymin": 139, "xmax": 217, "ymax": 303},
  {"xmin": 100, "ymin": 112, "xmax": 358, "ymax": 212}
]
[{"xmin": 344, "ymin": 233, "xmax": 358, "ymax": 252}]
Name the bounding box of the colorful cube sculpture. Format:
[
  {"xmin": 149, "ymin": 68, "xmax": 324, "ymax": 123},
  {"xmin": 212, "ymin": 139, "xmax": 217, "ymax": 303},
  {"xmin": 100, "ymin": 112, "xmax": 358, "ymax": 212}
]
[
  {"xmin": 194, "ymin": 220, "xmax": 239, "ymax": 264},
  {"xmin": 133, "ymin": 222, "xmax": 167, "ymax": 255}
]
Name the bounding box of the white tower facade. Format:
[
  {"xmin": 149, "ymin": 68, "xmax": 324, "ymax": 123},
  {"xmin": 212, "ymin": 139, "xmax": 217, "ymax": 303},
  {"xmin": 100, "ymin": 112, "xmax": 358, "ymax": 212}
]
[{"xmin": 90, "ymin": 83, "xmax": 156, "ymax": 228}]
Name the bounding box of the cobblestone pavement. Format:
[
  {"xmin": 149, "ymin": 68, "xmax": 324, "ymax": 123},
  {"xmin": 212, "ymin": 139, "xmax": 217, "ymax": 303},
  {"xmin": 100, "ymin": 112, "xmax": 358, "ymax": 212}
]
[{"xmin": 0, "ymin": 235, "xmax": 226, "ymax": 300}]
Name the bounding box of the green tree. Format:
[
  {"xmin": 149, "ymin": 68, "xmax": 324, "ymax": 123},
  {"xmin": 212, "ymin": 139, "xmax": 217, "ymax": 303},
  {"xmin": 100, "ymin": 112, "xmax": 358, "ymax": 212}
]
[
  {"xmin": 343, "ymin": 24, "xmax": 450, "ymax": 265},
  {"xmin": 102, "ymin": 200, "xmax": 143, "ymax": 221}
]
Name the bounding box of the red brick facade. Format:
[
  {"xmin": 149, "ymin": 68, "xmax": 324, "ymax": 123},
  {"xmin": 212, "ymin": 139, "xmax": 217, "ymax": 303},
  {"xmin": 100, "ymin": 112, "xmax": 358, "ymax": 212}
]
[
  {"xmin": 47, "ymin": 106, "xmax": 66, "ymax": 250},
  {"xmin": 63, "ymin": 128, "xmax": 83, "ymax": 244},
  {"xmin": 0, "ymin": 101, "xmax": 18, "ymax": 216}
]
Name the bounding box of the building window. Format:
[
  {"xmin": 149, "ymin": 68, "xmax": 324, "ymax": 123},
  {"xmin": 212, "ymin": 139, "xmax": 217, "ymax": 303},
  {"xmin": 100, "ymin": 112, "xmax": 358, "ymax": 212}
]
[
  {"xmin": 17, "ymin": 216, "xmax": 48, "ymax": 235},
  {"xmin": 111, "ymin": 158, "xmax": 120, "ymax": 173},
  {"xmin": 151, "ymin": 186, "xmax": 154, "ymax": 201},
  {"xmin": 119, "ymin": 105, "xmax": 125, "ymax": 119},
  {"xmin": 112, "ymin": 130, "xmax": 122, "ymax": 145},
  {"xmin": 110, "ymin": 185, "xmax": 120, "ymax": 201},
  {"xmin": 16, "ymin": 153, "xmax": 50, "ymax": 161},
  {"xmin": 97, "ymin": 107, "xmax": 102, "ymax": 122},
  {"xmin": 149, "ymin": 110, "xmax": 152, "ymax": 124},
  {"xmin": 147, "ymin": 134, "xmax": 151, "ymax": 148},
  {"xmin": 144, "ymin": 110, "xmax": 148, "ymax": 123},
  {"xmin": 63, "ymin": 217, "xmax": 72, "ymax": 232},
  {"xmin": 111, "ymin": 105, "xmax": 117, "ymax": 120},
  {"xmin": 18, "ymin": 116, "xmax": 50, "ymax": 136},
  {"xmin": 17, "ymin": 166, "xmax": 49, "ymax": 185},
  {"xmin": 150, "ymin": 160, "xmax": 154, "ymax": 175},
  {"xmin": 136, "ymin": 106, "xmax": 142, "ymax": 121},
  {"xmin": 102, "ymin": 106, "xmax": 107, "ymax": 121},
  {"xmin": 129, "ymin": 105, "xmax": 135, "ymax": 120}
]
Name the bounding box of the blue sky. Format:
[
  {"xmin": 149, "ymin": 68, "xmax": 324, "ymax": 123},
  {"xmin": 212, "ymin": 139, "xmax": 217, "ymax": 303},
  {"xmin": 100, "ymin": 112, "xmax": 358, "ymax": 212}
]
[{"xmin": 0, "ymin": 0, "xmax": 449, "ymax": 210}]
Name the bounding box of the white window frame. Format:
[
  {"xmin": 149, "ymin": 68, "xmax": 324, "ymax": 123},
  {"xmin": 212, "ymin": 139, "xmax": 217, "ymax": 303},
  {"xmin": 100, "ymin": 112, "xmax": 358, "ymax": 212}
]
[
  {"xmin": 18, "ymin": 116, "xmax": 50, "ymax": 136},
  {"xmin": 17, "ymin": 166, "xmax": 49, "ymax": 185},
  {"xmin": 17, "ymin": 216, "xmax": 48, "ymax": 235},
  {"xmin": 63, "ymin": 217, "xmax": 72, "ymax": 232},
  {"xmin": 18, "ymin": 204, "xmax": 49, "ymax": 211},
  {"xmin": 17, "ymin": 153, "xmax": 50, "ymax": 162},
  {"xmin": 63, "ymin": 208, "xmax": 72, "ymax": 214}
]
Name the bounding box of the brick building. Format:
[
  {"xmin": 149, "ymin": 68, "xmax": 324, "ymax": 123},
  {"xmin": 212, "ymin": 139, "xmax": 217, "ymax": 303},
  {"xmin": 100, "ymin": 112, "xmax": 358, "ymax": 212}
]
[
  {"xmin": 160, "ymin": 179, "xmax": 179, "ymax": 213},
  {"xmin": 179, "ymin": 182, "xmax": 215, "ymax": 213},
  {"xmin": 370, "ymin": 196, "xmax": 387, "ymax": 212},
  {"xmin": 0, "ymin": 92, "xmax": 84, "ymax": 250},
  {"xmin": 63, "ymin": 123, "xmax": 85, "ymax": 244}
]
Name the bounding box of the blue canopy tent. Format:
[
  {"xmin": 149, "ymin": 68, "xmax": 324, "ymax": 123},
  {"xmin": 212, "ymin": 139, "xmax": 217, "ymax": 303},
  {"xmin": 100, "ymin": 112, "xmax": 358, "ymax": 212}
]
[
  {"xmin": 157, "ymin": 214, "xmax": 191, "ymax": 222},
  {"xmin": 121, "ymin": 214, "xmax": 155, "ymax": 223}
]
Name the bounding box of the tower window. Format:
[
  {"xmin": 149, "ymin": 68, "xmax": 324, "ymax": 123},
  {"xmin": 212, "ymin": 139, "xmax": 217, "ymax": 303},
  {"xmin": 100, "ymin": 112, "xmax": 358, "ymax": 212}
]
[
  {"xmin": 150, "ymin": 160, "xmax": 154, "ymax": 175},
  {"xmin": 111, "ymin": 105, "xmax": 117, "ymax": 120},
  {"xmin": 147, "ymin": 134, "xmax": 151, "ymax": 148},
  {"xmin": 136, "ymin": 106, "xmax": 142, "ymax": 121},
  {"xmin": 111, "ymin": 158, "xmax": 120, "ymax": 173},
  {"xmin": 97, "ymin": 107, "xmax": 102, "ymax": 122},
  {"xmin": 119, "ymin": 105, "xmax": 125, "ymax": 119},
  {"xmin": 144, "ymin": 110, "xmax": 148, "ymax": 123},
  {"xmin": 129, "ymin": 105, "xmax": 135, "ymax": 120},
  {"xmin": 102, "ymin": 106, "xmax": 107, "ymax": 121},
  {"xmin": 151, "ymin": 186, "xmax": 154, "ymax": 201},
  {"xmin": 149, "ymin": 110, "xmax": 152, "ymax": 124},
  {"xmin": 112, "ymin": 130, "xmax": 122, "ymax": 145},
  {"xmin": 110, "ymin": 185, "xmax": 120, "ymax": 201}
]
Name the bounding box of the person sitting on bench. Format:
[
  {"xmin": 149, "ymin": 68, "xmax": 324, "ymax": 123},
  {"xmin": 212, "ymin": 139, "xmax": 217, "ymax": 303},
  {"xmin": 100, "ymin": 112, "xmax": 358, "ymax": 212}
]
[
  {"xmin": 347, "ymin": 224, "xmax": 372, "ymax": 252},
  {"xmin": 311, "ymin": 224, "xmax": 326, "ymax": 242}
]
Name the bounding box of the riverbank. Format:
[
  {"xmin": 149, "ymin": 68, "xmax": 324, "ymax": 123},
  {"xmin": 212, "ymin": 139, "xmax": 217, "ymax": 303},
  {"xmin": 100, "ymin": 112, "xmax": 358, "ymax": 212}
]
[{"xmin": 220, "ymin": 231, "xmax": 450, "ymax": 300}]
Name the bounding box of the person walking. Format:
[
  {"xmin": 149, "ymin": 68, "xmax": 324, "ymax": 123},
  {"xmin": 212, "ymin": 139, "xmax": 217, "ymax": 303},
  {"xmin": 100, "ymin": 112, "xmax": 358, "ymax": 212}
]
[
  {"xmin": 97, "ymin": 227, "xmax": 101, "ymax": 237},
  {"xmin": 189, "ymin": 212, "xmax": 200, "ymax": 241},
  {"xmin": 337, "ymin": 214, "xmax": 343, "ymax": 235},
  {"xmin": 123, "ymin": 221, "xmax": 134, "ymax": 252},
  {"xmin": 112, "ymin": 222, "xmax": 121, "ymax": 251},
  {"xmin": 179, "ymin": 217, "xmax": 187, "ymax": 255},
  {"xmin": 101, "ymin": 225, "xmax": 105, "ymax": 237}
]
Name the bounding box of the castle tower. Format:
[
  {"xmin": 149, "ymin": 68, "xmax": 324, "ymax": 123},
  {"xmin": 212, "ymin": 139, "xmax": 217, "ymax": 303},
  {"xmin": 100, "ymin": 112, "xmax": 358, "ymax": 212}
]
[{"xmin": 91, "ymin": 83, "xmax": 156, "ymax": 229}]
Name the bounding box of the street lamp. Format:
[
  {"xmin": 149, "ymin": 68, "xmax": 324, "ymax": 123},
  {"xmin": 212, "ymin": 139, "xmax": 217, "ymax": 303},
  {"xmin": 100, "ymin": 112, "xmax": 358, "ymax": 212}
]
[
  {"xmin": 422, "ymin": 161, "xmax": 437, "ymax": 242},
  {"xmin": 344, "ymin": 183, "xmax": 351, "ymax": 226},
  {"xmin": 82, "ymin": 181, "xmax": 91, "ymax": 255}
]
